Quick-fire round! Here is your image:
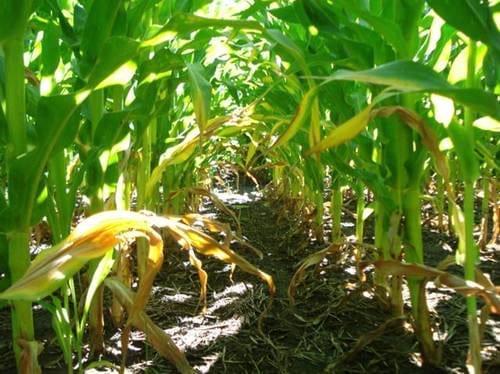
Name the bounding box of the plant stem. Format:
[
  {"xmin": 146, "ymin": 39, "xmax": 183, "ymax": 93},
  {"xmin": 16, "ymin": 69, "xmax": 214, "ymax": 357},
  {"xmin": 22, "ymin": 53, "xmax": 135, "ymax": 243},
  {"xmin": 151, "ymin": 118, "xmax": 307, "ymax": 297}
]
[
  {"xmin": 4, "ymin": 39, "xmax": 27, "ymax": 160},
  {"xmin": 331, "ymin": 179, "xmax": 342, "ymax": 243},
  {"xmin": 463, "ymin": 38, "xmax": 481, "ymax": 374},
  {"xmin": 88, "ymin": 90, "xmax": 105, "ymax": 213},
  {"xmin": 464, "ymin": 179, "xmax": 481, "ymax": 371},
  {"xmin": 314, "ymin": 191, "xmax": 325, "ymax": 244},
  {"xmin": 355, "ymin": 184, "xmax": 364, "ymax": 243},
  {"xmin": 136, "ymin": 119, "xmax": 153, "ymax": 278},
  {"xmin": 8, "ymin": 232, "xmax": 34, "ymax": 358},
  {"xmin": 87, "ymin": 90, "xmax": 105, "ymax": 356},
  {"xmin": 4, "ymin": 35, "xmax": 36, "ymax": 368},
  {"xmin": 405, "ymin": 185, "xmax": 441, "ymax": 364},
  {"xmin": 478, "ymin": 175, "xmax": 490, "ymax": 249},
  {"xmin": 436, "ymin": 175, "xmax": 445, "ymax": 230},
  {"xmin": 490, "ymin": 177, "xmax": 499, "ymax": 244}
]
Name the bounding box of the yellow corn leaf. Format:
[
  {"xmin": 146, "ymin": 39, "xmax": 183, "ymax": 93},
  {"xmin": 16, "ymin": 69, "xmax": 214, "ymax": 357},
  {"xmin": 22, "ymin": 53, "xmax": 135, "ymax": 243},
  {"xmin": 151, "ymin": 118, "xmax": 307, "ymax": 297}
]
[
  {"xmin": 145, "ymin": 116, "xmax": 229, "ymax": 201},
  {"xmin": 305, "ymin": 105, "xmax": 373, "ymax": 155},
  {"xmin": 475, "ymin": 269, "xmax": 498, "ymax": 292},
  {"xmin": 19, "ymin": 339, "xmax": 43, "ymax": 374},
  {"xmin": 132, "ymin": 211, "xmax": 273, "ymax": 324},
  {"xmin": 188, "ymin": 249, "xmax": 208, "ymax": 313},
  {"xmin": 309, "ymin": 97, "xmax": 321, "ymax": 146},
  {"xmin": 185, "ymin": 187, "xmax": 243, "ymax": 235},
  {"xmin": 111, "ymin": 247, "xmax": 133, "ymax": 327},
  {"xmin": 162, "ymin": 218, "xmax": 275, "ymax": 297},
  {"xmin": 0, "ymin": 211, "xmax": 164, "ymax": 320},
  {"xmin": 205, "ymin": 115, "xmax": 231, "ymax": 133},
  {"xmin": 272, "ymin": 86, "xmax": 319, "ymax": 148},
  {"xmin": 305, "ymin": 104, "xmax": 470, "ymax": 270},
  {"xmin": 105, "ymin": 277, "xmax": 194, "ymax": 374},
  {"xmin": 146, "ymin": 129, "xmax": 200, "ymax": 199},
  {"xmin": 180, "ymin": 212, "xmax": 262, "ymax": 258},
  {"xmin": 245, "ymin": 132, "xmax": 259, "ymax": 167},
  {"xmin": 163, "ymin": 217, "xmax": 275, "ymax": 333},
  {"xmin": 363, "ymin": 260, "xmax": 500, "ymax": 314}
]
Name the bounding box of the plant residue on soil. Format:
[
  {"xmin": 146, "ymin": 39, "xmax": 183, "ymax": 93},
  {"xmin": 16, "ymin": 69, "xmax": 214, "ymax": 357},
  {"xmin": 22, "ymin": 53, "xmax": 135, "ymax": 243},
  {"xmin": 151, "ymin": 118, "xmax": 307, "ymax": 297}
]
[{"xmin": 0, "ymin": 189, "xmax": 499, "ymax": 373}]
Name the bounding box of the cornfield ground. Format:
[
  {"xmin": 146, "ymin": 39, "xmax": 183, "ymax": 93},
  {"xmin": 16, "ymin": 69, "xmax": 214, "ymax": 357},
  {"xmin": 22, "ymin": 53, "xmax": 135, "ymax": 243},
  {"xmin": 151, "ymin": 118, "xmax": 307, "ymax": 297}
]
[
  {"xmin": 1, "ymin": 180, "xmax": 499, "ymax": 373},
  {"xmin": 0, "ymin": 0, "xmax": 499, "ymax": 373}
]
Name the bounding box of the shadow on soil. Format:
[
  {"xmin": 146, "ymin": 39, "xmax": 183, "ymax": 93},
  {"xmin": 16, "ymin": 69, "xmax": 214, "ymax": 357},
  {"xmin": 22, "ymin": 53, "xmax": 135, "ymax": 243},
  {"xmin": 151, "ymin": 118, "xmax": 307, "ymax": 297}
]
[{"xmin": 0, "ymin": 191, "xmax": 498, "ymax": 373}]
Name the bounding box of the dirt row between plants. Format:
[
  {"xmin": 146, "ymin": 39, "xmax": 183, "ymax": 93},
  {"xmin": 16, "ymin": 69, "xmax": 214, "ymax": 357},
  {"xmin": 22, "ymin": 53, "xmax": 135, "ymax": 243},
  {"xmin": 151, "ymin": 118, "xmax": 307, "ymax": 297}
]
[{"xmin": 0, "ymin": 191, "xmax": 498, "ymax": 373}]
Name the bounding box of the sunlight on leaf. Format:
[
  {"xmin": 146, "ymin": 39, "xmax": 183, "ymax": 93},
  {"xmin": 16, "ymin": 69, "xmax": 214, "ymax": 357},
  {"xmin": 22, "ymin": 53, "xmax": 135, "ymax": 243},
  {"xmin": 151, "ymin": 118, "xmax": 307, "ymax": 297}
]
[
  {"xmin": 473, "ymin": 116, "xmax": 500, "ymax": 132},
  {"xmin": 431, "ymin": 94, "xmax": 455, "ymax": 126},
  {"xmin": 95, "ymin": 60, "xmax": 137, "ymax": 90}
]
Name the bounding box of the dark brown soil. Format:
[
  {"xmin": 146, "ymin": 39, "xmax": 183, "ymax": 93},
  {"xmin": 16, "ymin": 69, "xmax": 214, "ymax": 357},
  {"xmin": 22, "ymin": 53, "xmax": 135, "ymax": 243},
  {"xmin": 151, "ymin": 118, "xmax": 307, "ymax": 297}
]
[{"xmin": 0, "ymin": 191, "xmax": 498, "ymax": 373}]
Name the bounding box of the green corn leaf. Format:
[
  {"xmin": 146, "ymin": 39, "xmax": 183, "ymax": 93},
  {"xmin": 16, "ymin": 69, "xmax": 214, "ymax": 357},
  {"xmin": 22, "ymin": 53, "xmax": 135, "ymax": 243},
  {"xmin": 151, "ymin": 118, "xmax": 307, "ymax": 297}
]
[
  {"xmin": 323, "ymin": 60, "xmax": 500, "ymax": 119},
  {"xmin": 447, "ymin": 122, "xmax": 480, "ymax": 183},
  {"xmin": 0, "ymin": 98, "xmax": 8, "ymax": 145},
  {"xmin": 7, "ymin": 94, "xmax": 79, "ymax": 224},
  {"xmin": 40, "ymin": 21, "xmax": 61, "ymax": 76},
  {"xmin": 82, "ymin": 251, "xmax": 115, "ymax": 326},
  {"xmin": 483, "ymin": 48, "xmax": 499, "ymax": 88},
  {"xmin": 127, "ymin": 0, "xmax": 157, "ymax": 38},
  {"xmin": 427, "ymin": 0, "xmax": 500, "ymax": 57},
  {"xmin": 142, "ymin": 13, "xmax": 263, "ymax": 47},
  {"xmin": 269, "ymin": 3, "xmax": 306, "ymax": 24},
  {"xmin": 138, "ymin": 50, "xmax": 184, "ymax": 85},
  {"xmin": 0, "ymin": 0, "xmax": 33, "ymax": 43},
  {"xmin": 167, "ymin": 13, "xmax": 263, "ymax": 33},
  {"xmin": 47, "ymin": 151, "xmax": 71, "ymax": 240},
  {"xmin": 264, "ymin": 29, "xmax": 308, "ymax": 72},
  {"xmin": 187, "ymin": 63, "xmax": 211, "ymax": 132},
  {"xmin": 87, "ymin": 37, "xmax": 139, "ymax": 90},
  {"xmin": 36, "ymin": 95, "xmax": 82, "ymax": 153},
  {"xmin": 80, "ymin": 0, "xmax": 123, "ymax": 66},
  {"xmin": 326, "ymin": 151, "xmax": 395, "ymax": 211},
  {"xmin": 94, "ymin": 111, "xmax": 131, "ymax": 149},
  {"xmin": 335, "ymin": 0, "xmax": 407, "ymax": 56},
  {"xmin": 327, "ymin": 60, "xmax": 454, "ymax": 90},
  {"xmin": 40, "ymin": 298, "xmax": 73, "ymax": 365},
  {"xmin": 6, "ymin": 35, "xmax": 140, "ymax": 229}
]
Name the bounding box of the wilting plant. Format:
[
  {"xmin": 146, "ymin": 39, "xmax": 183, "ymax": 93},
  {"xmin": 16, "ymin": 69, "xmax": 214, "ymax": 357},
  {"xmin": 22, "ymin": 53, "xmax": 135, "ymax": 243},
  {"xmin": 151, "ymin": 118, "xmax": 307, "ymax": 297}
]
[{"xmin": 0, "ymin": 210, "xmax": 275, "ymax": 372}]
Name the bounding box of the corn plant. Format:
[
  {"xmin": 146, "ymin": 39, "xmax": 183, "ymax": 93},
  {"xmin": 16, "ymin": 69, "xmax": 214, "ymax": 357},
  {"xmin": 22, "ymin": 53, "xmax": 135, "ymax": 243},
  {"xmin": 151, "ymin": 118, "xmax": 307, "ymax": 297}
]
[
  {"xmin": 247, "ymin": 0, "xmax": 499, "ymax": 371},
  {"xmin": 0, "ymin": 209, "xmax": 275, "ymax": 372},
  {"xmin": 0, "ymin": 0, "xmax": 498, "ymax": 373}
]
